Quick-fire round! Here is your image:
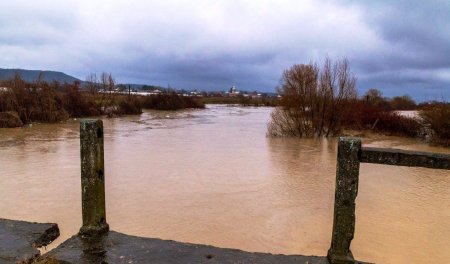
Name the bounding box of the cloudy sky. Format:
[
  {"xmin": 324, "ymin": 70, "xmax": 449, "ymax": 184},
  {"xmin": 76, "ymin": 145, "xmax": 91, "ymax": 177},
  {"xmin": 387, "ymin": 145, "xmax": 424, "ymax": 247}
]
[{"xmin": 0, "ymin": 0, "xmax": 449, "ymax": 100}]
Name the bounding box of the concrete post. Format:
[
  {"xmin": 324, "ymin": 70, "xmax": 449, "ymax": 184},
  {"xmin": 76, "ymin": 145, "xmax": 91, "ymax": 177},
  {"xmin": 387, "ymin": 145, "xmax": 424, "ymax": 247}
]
[
  {"xmin": 328, "ymin": 137, "xmax": 361, "ymax": 264},
  {"xmin": 79, "ymin": 119, "xmax": 109, "ymax": 237}
]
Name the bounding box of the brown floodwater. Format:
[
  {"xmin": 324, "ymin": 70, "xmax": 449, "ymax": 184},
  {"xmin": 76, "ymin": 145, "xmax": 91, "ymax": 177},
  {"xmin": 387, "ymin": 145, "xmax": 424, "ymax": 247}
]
[{"xmin": 0, "ymin": 105, "xmax": 448, "ymax": 263}]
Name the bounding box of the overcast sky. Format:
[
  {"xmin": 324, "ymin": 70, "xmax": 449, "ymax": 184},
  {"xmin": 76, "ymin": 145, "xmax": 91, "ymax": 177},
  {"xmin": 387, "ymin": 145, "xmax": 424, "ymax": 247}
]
[{"xmin": 0, "ymin": 0, "xmax": 449, "ymax": 100}]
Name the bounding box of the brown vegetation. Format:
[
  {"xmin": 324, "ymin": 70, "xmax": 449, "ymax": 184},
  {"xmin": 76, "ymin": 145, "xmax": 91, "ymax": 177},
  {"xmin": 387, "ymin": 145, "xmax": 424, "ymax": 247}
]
[
  {"xmin": 63, "ymin": 84, "xmax": 101, "ymax": 117},
  {"xmin": 420, "ymin": 103, "xmax": 450, "ymax": 146},
  {"xmin": 0, "ymin": 74, "xmax": 69, "ymax": 124},
  {"xmin": 362, "ymin": 88, "xmax": 417, "ymax": 111},
  {"xmin": 268, "ymin": 60, "xmax": 429, "ymax": 139},
  {"xmin": 0, "ymin": 75, "xmax": 107, "ymax": 125},
  {"xmin": 141, "ymin": 92, "xmax": 205, "ymax": 110},
  {"xmin": 0, "ymin": 111, "xmax": 23, "ymax": 128},
  {"xmin": 0, "ymin": 73, "xmax": 209, "ymax": 127},
  {"xmin": 118, "ymin": 95, "xmax": 143, "ymax": 115},
  {"xmin": 343, "ymin": 92, "xmax": 421, "ymax": 137},
  {"xmin": 0, "ymin": 74, "xmax": 205, "ymax": 126},
  {"xmin": 268, "ymin": 58, "xmax": 357, "ymax": 137},
  {"xmin": 238, "ymin": 95, "xmax": 278, "ymax": 107},
  {"xmin": 390, "ymin": 95, "xmax": 417, "ymax": 110}
]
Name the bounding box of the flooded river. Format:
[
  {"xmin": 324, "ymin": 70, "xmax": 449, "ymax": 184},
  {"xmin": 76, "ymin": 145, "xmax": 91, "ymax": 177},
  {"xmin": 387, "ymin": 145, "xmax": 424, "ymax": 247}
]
[{"xmin": 0, "ymin": 105, "xmax": 449, "ymax": 263}]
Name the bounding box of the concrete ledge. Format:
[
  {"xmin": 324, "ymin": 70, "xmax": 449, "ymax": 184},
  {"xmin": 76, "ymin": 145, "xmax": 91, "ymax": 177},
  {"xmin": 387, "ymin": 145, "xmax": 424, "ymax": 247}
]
[
  {"xmin": 0, "ymin": 218, "xmax": 60, "ymax": 264},
  {"xmin": 360, "ymin": 147, "xmax": 450, "ymax": 170},
  {"xmin": 45, "ymin": 231, "xmax": 329, "ymax": 264}
]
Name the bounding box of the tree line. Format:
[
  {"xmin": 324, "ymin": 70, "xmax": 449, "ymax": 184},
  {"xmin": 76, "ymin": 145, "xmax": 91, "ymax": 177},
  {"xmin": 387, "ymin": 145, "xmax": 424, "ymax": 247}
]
[
  {"xmin": 0, "ymin": 73, "xmax": 204, "ymax": 127},
  {"xmin": 268, "ymin": 58, "xmax": 449, "ymax": 146}
]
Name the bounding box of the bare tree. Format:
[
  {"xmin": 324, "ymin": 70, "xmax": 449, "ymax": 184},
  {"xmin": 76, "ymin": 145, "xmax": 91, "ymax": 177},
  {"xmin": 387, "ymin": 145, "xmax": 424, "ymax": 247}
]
[
  {"xmin": 100, "ymin": 72, "xmax": 115, "ymax": 93},
  {"xmin": 97, "ymin": 72, "xmax": 117, "ymax": 110},
  {"xmin": 108, "ymin": 73, "xmax": 115, "ymax": 93},
  {"xmin": 268, "ymin": 58, "xmax": 357, "ymax": 137},
  {"xmin": 85, "ymin": 73, "xmax": 99, "ymax": 95},
  {"xmin": 100, "ymin": 72, "xmax": 109, "ymax": 92}
]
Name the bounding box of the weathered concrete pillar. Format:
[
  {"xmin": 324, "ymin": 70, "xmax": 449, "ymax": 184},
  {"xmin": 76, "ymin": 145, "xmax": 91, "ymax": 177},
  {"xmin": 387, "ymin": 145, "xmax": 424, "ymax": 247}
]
[
  {"xmin": 328, "ymin": 137, "xmax": 361, "ymax": 264},
  {"xmin": 79, "ymin": 119, "xmax": 109, "ymax": 237}
]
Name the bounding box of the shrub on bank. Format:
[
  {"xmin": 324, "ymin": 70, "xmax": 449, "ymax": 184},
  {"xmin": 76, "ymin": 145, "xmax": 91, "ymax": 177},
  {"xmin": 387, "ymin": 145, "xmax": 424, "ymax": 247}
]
[
  {"xmin": 25, "ymin": 86, "xmax": 68, "ymax": 123},
  {"xmin": 420, "ymin": 103, "xmax": 450, "ymax": 146},
  {"xmin": 0, "ymin": 76, "xmax": 71, "ymax": 123},
  {"xmin": 372, "ymin": 112, "xmax": 421, "ymax": 137},
  {"xmin": 0, "ymin": 76, "xmax": 106, "ymax": 124},
  {"xmin": 238, "ymin": 96, "xmax": 278, "ymax": 107},
  {"xmin": 0, "ymin": 111, "xmax": 23, "ymax": 128},
  {"xmin": 0, "ymin": 74, "xmax": 208, "ymax": 125},
  {"xmin": 63, "ymin": 85, "xmax": 101, "ymax": 117},
  {"xmin": 342, "ymin": 101, "xmax": 421, "ymax": 137},
  {"xmin": 0, "ymin": 74, "xmax": 148, "ymax": 123},
  {"xmin": 141, "ymin": 92, "xmax": 205, "ymax": 110},
  {"xmin": 118, "ymin": 96, "xmax": 143, "ymax": 115}
]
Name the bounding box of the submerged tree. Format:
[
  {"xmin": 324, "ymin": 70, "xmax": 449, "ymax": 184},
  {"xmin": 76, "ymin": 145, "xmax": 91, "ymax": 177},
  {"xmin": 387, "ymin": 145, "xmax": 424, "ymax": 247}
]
[{"xmin": 268, "ymin": 58, "xmax": 357, "ymax": 137}]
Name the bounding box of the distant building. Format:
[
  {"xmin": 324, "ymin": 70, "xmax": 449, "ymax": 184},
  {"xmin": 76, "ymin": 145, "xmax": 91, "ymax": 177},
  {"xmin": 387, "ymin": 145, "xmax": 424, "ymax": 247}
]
[
  {"xmin": 227, "ymin": 85, "xmax": 240, "ymax": 97},
  {"xmin": 148, "ymin": 89, "xmax": 162, "ymax": 95},
  {"xmin": 229, "ymin": 85, "xmax": 237, "ymax": 94},
  {"xmin": 250, "ymin": 91, "xmax": 261, "ymax": 98}
]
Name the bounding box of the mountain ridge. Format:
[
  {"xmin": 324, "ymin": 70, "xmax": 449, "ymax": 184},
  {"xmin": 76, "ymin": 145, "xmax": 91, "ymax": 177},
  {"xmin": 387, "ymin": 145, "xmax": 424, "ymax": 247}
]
[{"xmin": 0, "ymin": 68, "xmax": 81, "ymax": 84}]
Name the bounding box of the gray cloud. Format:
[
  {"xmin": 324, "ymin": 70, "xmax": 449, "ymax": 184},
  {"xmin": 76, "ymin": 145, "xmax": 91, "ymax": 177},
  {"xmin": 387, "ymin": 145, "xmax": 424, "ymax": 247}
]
[
  {"xmin": 0, "ymin": 0, "xmax": 448, "ymax": 100},
  {"xmin": 343, "ymin": 0, "xmax": 450, "ymax": 99}
]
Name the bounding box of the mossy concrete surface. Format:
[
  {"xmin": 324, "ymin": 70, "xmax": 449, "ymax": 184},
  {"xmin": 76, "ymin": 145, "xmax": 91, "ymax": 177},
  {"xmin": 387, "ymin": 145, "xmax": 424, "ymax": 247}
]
[
  {"xmin": 361, "ymin": 147, "xmax": 450, "ymax": 170},
  {"xmin": 79, "ymin": 119, "xmax": 109, "ymax": 236},
  {"xmin": 328, "ymin": 138, "xmax": 361, "ymax": 263},
  {"xmin": 45, "ymin": 231, "xmax": 330, "ymax": 264},
  {"xmin": 0, "ymin": 218, "xmax": 59, "ymax": 264}
]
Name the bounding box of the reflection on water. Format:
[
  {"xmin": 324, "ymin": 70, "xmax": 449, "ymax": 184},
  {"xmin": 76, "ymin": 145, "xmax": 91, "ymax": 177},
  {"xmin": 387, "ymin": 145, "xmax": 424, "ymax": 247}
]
[{"xmin": 0, "ymin": 105, "xmax": 448, "ymax": 263}]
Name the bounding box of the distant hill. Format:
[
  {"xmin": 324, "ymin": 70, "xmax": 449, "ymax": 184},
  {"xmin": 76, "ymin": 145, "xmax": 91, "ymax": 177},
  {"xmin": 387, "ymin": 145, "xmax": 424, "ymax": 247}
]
[{"xmin": 0, "ymin": 68, "xmax": 81, "ymax": 84}]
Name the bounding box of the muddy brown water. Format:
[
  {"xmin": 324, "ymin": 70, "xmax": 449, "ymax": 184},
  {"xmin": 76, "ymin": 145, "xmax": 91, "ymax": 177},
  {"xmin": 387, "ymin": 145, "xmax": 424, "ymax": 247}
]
[{"xmin": 0, "ymin": 105, "xmax": 448, "ymax": 263}]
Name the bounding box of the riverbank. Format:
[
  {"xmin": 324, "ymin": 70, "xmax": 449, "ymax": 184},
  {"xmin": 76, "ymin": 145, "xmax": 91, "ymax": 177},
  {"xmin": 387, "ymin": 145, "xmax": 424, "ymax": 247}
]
[
  {"xmin": 346, "ymin": 105, "xmax": 449, "ymax": 147},
  {"xmin": 0, "ymin": 79, "xmax": 205, "ymax": 127}
]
